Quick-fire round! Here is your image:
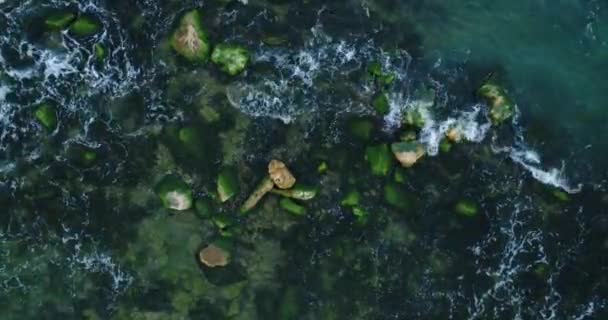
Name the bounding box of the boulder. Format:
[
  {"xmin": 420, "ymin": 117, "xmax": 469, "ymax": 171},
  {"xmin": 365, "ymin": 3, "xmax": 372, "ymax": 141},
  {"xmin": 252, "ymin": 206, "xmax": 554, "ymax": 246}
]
[
  {"xmin": 240, "ymin": 177, "xmax": 275, "ymax": 213},
  {"xmin": 211, "ymin": 44, "xmax": 250, "ymax": 75},
  {"xmin": 268, "ymin": 160, "xmax": 296, "ymax": 189},
  {"xmin": 170, "ymin": 10, "xmax": 210, "ymax": 63},
  {"xmin": 279, "ymin": 198, "xmax": 306, "ymax": 216},
  {"xmin": 199, "ymin": 244, "xmax": 230, "ymax": 268},
  {"xmin": 391, "ymin": 142, "xmax": 425, "ymax": 168},
  {"xmin": 454, "ymin": 200, "xmax": 478, "ymax": 217},
  {"xmin": 372, "ymin": 93, "xmax": 390, "ymax": 115},
  {"xmin": 270, "ymin": 185, "xmax": 317, "ymax": 200}
]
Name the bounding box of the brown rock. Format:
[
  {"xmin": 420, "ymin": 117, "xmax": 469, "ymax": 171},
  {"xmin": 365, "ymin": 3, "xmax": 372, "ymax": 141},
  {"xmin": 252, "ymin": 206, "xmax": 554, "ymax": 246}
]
[
  {"xmin": 268, "ymin": 160, "xmax": 296, "ymax": 189},
  {"xmin": 199, "ymin": 244, "xmax": 229, "ymax": 268},
  {"xmin": 446, "ymin": 128, "xmax": 462, "ymax": 143}
]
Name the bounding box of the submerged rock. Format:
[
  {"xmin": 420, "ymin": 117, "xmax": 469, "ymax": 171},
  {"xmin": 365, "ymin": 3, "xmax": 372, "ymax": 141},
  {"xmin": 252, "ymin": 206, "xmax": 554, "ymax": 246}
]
[
  {"xmin": 270, "ymin": 185, "xmax": 317, "ymax": 201},
  {"xmin": 477, "ymin": 81, "xmax": 515, "ymax": 125},
  {"xmin": 365, "ymin": 144, "xmax": 393, "ymax": 176},
  {"xmin": 454, "ymin": 200, "xmax": 478, "ymax": 217},
  {"xmin": 199, "ymin": 243, "xmax": 230, "ymax": 268},
  {"xmin": 384, "ymin": 183, "xmax": 412, "ymax": 210},
  {"xmin": 446, "ymin": 127, "xmax": 462, "ymax": 143},
  {"xmin": 155, "ymin": 175, "xmax": 193, "ymax": 211},
  {"xmin": 349, "ymin": 118, "xmax": 374, "ymax": 141},
  {"xmin": 391, "ymin": 142, "xmax": 425, "ymax": 168},
  {"xmin": 367, "ymin": 62, "xmax": 395, "ymax": 86},
  {"xmin": 170, "ymin": 10, "xmax": 210, "ymax": 63},
  {"xmin": 69, "ymin": 16, "xmax": 101, "ymax": 37},
  {"xmin": 44, "ymin": 12, "xmax": 75, "ymax": 30},
  {"xmin": 279, "ymin": 198, "xmax": 306, "ymax": 216},
  {"xmin": 403, "ymin": 109, "xmax": 425, "ymax": 128},
  {"xmin": 211, "ymin": 44, "xmax": 250, "ymax": 76},
  {"xmin": 217, "ymin": 168, "xmax": 240, "ymax": 203},
  {"xmin": 268, "ymin": 160, "xmax": 296, "ymax": 189},
  {"xmin": 341, "ymin": 190, "xmax": 361, "ymax": 207},
  {"xmin": 240, "ymin": 177, "xmax": 275, "ymax": 214},
  {"xmin": 34, "ymin": 103, "xmax": 57, "ymax": 130},
  {"xmin": 372, "ymin": 93, "xmax": 390, "ymax": 115},
  {"xmin": 94, "ymin": 43, "xmax": 106, "ymax": 61}
]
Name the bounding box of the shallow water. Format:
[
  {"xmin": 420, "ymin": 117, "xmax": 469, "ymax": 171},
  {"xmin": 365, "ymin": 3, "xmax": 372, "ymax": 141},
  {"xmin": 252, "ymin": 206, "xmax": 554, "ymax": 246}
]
[{"xmin": 1, "ymin": 0, "xmax": 607, "ymax": 319}]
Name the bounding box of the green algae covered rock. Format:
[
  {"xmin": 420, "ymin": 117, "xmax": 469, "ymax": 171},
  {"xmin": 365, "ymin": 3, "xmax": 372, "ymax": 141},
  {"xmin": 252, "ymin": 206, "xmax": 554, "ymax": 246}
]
[
  {"xmin": 384, "ymin": 183, "xmax": 412, "ymax": 210},
  {"xmin": 367, "ymin": 62, "xmax": 396, "ymax": 86},
  {"xmin": 372, "ymin": 92, "xmax": 390, "ymax": 115},
  {"xmin": 45, "ymin": 12, "xmax": 76, "ymax": 30},
  {"xmin": 211, "ymin": 44, "xmax": 250, "ymax": 75},
  {"xmin": 341, "ymin": 190, "xmax": 361, "ymax": 207},
  {"xmin": 365, "ymin": 144, "xmax": 393, "ymax": 176},
  {"xmin": 454, "ymin": 200, "xmax": 478, "ymax": 217},
  {"xmin": 403, "ymin": 108, "xmax": 425, "ymax": 128},
  {"xmin": 155, "ymin": 175, "xmax": 193, "ymax": 211},
  {"xmin": 34, "ymin": 103, "xmax": 57, "ymax": 130},
  {"xmin": 280, "ymin": 198, "xmax": 306, "ymax": 216},
  {"xmin": 94, "ymin": 43, "xmax": 106, "ymax": 61},
  {"xmin": 217, "ymin": 168, "xmax": 240, "ymax": 202},
  {"xmin": 171, "ymin": 10, "xmax": 211, "ymax": 63},
  {"xmin": 69, "ymin": 16, "xmax": 101, "ymax": 37},
  {"xmin": 270, "ymin": 184, "xmax": 318, "ymax": 201},
  {"xmin": 391, "ymin": 141, "xmax": 425, "ymax": 168},
  {"xmin": 477, "ymin": 81, "xmax": 515, "ymax": 125},
  {"xmin": 240, "ymin": 177, "xmax": 274, "ymax": 214},
  {"xmin": 439, "ymin": 138, "xmax": 452, "ymax": 153}
]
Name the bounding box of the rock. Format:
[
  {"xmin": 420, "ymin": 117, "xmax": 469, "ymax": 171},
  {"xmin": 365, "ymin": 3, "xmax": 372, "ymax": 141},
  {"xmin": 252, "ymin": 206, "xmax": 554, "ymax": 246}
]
[
  {"xmin": 352, "ymin": 206, "xmax": 369, "ymax": 224},
  {"xmin": 446, "ymin": 127, "xmax": 462, "ymax": 143},
  {"xmin": 170, "ymin": 10, "xmax": 210, "ymax": 63},
  {"xmin": 217, "ymin": 168, "xmax": 240, "ymax": 202},
  {"xmin": 199, "ymin": 244, "xmax": 230, "ymax": 268},
  {"xmin": 279, "ymin": 198, "xmax": 306, "ymax": 216},
  {"xmin": 384, "ymin": 183, "xmax": 412, "ymax": 210},
  {"xmin": 69, "ymin": 16, "xmax": 101, "ymax": 37},
  {"xmin": 240, "ymin": 177, "xmax": 274, "ymax": 213},
  {"xmin": 372, "ymin": 93, "xmax": 390, "ymax": 115},
  {"xmin": 454, "ymin": 200, "xmax": 478, "ymax": 217},
  {"xmin": 270, "ymin": 185, "xmax": 317, "ymax": 200},
  {"xmin": 268, "ymin": 160, "xmax": 296, "ymax": 189},
  {"xmin": 199, "ymin": 105, "xmax": 220, "ymax": 123},
  {"xmin": 155, "ymin": 175, "xmax": 193, "ymax": 211},
  {"xmin": 211, "ymin": 44, "xmax": 250, "ymax": 76},
  {"xmin": 391, "ymin": 142, "xmax": 425, "ymax": 168},
  {"xmin": 365, "ymin": 144, "xmax": 393, "ymax": 176},
  {"xmin": 34, "ymin": 103, "xmax": 57, "ymax": 130},
  {"xmin": 45, "ymin": 12, "xmax": 75, "ymax": 30},
  {"xmin": 400, "ymin": 130, "xmax": 417, "ymax": 142},
  {"xmin": 477, "ymin": 82, "xmax": 515, "ymax": 125}
]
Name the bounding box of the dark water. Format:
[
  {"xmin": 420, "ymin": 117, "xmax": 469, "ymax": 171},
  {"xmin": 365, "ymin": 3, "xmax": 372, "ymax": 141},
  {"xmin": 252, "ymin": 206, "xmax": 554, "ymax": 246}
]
[{"xmin": 1, "ymin": 0, "xmax": 608, "ymax": 319}]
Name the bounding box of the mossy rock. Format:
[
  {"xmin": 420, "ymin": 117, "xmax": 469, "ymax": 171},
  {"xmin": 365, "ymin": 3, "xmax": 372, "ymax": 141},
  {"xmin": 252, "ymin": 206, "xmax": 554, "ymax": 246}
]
[
  {"xmin": 211, "ymin": 44, "xmax": 250, "ymax": 76},
  {"xmin": 403, "ymin": 109, "xmax": 425, "ymax": 128},
  {"xmin": 270, "ymin": 185, "xmax": 317, "ymax": 201},
  {"xmin": 391, "ymin": 141, "xmax": 425, "ymax": 168},
  {"xmin": 44, "ymin": 12, "xmax": 76, "ymax": 30},
  {"xmin": 384, "ymin": 183, "xmax": 412, "ymax": 210},
  {"xmin": 67, "ymin": 144, "xmax": 98, "ymax": 168},
  {"xmin": 69, "ymin": 16, "xmax": 101, "ymax": 37},
  {"xmin": 365, "ymin": 144, "xmax": 393, "ymax": 176},
  {"xmin": 439, "ymin": 138, "xmax": 452, "ymax": 153},
  {"xmin": 372, "ymin": 92, "xmax": 390, "ymax": 115},
  {"xmin": 454, "ymin": 200, "xmax": 478, "ymax": 217},
  {"xmin": 217, "ymin": 168, "xmax": 240, "ymax": 202},
  {"xmin": 170, "ymin": 10, "xmax": 211, "ymax": 63},
  {"xmin": 155, "ymin": 175, "xmax": 193, "ymax": 211},
  {"xmin": 477, "ymin": 82, "xmax": 515, "ymax": 125},
  {"xmin": 34, "ymin": 103, "xmax": 57, "ymax": 130}
]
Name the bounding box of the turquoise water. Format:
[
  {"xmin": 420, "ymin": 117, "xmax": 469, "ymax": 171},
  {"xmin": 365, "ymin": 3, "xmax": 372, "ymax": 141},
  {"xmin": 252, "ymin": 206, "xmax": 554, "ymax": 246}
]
[{"xmin": 1, "ymin": 0, "xmax": 607, "ymax": 319}]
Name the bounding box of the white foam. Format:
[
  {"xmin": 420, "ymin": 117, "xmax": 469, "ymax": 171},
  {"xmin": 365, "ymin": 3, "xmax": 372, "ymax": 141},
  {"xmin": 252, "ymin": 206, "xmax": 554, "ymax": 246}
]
[{"xmin": 509, "ymin": 148, "xmax": 582, "ymax": 193}]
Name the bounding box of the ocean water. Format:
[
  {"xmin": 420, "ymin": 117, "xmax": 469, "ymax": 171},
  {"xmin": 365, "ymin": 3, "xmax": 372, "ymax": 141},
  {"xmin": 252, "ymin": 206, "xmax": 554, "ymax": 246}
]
[{"xmin": 1, "ymin": 0, "xmax": 607, "ymax": 319}]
